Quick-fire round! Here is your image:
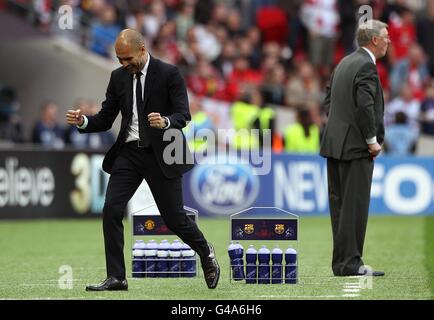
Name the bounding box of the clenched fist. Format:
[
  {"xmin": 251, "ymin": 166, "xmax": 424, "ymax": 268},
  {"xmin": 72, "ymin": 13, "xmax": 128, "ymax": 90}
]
[
  {"xmin": 66, "ymin": 109, "xmax": 84, "ymax": 126},
  {"xmin": 148, "ymin": 112, "xmax": 168, "ymax": 129}
]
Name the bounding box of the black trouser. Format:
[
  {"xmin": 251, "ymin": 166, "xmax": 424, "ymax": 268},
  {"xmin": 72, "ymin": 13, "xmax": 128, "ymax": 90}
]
[
  {"xmin": 102, "ymin": 142, "xmax": 209, "ymax": 279},
  {"xmin": 326, "ymin": 157, "xmax": 374, "ymax": 276}
]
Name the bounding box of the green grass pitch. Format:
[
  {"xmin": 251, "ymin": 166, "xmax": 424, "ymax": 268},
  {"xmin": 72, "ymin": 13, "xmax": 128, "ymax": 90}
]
[{"xmin": 0, "ymin": 216, "xmax": 432, "ymax": 300}]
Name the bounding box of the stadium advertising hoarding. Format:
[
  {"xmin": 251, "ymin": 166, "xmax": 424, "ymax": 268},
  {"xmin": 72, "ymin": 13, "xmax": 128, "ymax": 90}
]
[
  {"xmin": 0, "ymin": 148, "xmax": 433, "ymax": 218},
  {"xmin": 0, "ymin": 148, "xmax": 108, "ymax": 219},
  {"xmin": 183, "ymin": 153, "xmax": 434, "ymax": 217}
]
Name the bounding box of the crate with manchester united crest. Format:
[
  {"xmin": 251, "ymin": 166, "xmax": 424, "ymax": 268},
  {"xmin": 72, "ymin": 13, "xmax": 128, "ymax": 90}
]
[
  {"xmin": 131, "ymin": 204, "xmax": 199, "ymax": 279},
  {"xmin": 229, "ymin": 207, "xmax": 298, "ymax": 285}
]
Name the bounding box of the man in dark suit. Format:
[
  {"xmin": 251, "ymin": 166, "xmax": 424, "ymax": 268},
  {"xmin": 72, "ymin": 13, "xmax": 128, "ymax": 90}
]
[
  {"xmin": 66, "ymin": 29, "xmax": 220, "ymax": 290},
  {"xmin": 320, "ymin": 20, "xmax": 390, "ymax": 277}
]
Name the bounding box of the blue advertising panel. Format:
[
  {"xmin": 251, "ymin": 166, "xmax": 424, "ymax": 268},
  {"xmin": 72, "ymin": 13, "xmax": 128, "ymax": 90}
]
[{"xmin": 183, "ymin": 153, "xmax": 434, "ymax": 216}]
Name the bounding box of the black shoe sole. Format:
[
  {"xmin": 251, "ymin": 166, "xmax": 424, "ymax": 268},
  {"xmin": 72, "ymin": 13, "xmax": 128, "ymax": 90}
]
[{"xmin": 85, "ymin": 286, "xmax": 128, "ymax": 291}]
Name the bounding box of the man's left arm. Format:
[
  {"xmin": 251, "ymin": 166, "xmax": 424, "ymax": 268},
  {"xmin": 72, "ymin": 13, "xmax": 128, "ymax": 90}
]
[
  {"xmin": 354, "ymin": 63, "xmax": 378, "ymax": 143},
  {"xmin": 323, "ymin": 69, "xmax": 335, "ymax": 117},
  {"xmin": 166, "ymin": 66, "xmax": 191, "ymax": 129}
]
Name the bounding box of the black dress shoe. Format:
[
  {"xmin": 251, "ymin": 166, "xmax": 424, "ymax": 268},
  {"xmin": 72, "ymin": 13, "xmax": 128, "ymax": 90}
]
[
  {"xmin": 201, "ymin": 242, "xmax": 220, "ymax": 289},
  {"xmin": 343, "ymin": 267, "xmax": 385, "ymax": 277},
  {"xmin": 357, "ymin": 265, "xmax": 385, "ymax": 276},
  {"xmin": 85, "ymin": 277, "xmax": 128, "ymax": 291},
  {"xmin": 357, "ymin": 270, "xmax": 385, "ymax": 276}
]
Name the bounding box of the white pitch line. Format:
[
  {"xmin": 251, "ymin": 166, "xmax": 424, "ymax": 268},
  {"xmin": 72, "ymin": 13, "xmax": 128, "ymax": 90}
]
[
  {"xmin": 19, "ymin": 284, "xmax": 58, "ymax": 287},
  {"xmin": 342, "ymin": 289, "xmax": 360, "ymax": 293},
  {"xmin": 342, "ymin": 294, "xmax": 360, "ymax": 298},
  {"xmin": 342, "ymin": 281, "xmax": 362, "ymax": 298},
  {"xmin": 343, "ymin": 283, "xmax": 360, "ymax": 286}
]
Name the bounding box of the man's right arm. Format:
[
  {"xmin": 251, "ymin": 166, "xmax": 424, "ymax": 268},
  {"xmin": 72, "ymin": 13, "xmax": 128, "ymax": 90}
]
[{"xmin": 66, "ymin": 71, "xmax": 120, "ymax": 133}]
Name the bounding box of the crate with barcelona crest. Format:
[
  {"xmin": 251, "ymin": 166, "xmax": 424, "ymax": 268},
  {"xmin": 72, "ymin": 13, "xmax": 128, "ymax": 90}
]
[
  {"xmin": 229, "ymin": 207, "xmax": 299, "ymax": 285},
  {"xmin": 131, "ymin": 204, "xmax": 199, "ymax": 279}
]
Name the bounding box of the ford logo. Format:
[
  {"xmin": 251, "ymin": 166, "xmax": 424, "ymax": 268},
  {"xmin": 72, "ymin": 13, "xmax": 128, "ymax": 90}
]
[{"xmin": 190, "ymin": 162, "xmax": 259, "ymax": 215}]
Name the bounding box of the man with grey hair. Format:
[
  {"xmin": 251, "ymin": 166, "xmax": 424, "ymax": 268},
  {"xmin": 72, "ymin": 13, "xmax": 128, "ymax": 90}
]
[{"xmin": 320, "ymin": 19, "xmax": 390, "ymax": 276}]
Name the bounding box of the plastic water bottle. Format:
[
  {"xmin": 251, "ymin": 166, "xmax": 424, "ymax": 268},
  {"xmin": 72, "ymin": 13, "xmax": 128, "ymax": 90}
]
[
  {"xmin": 181, "ymin": 243, "xmax": 196, "ymax": 277},
  {"xmin": 271, "ymin": 246, "xmax": 283, "ymax": 284},
  {"xmin": 132, "ymin": 240, "xmax": 146, "ymax": 278},
  {"xmin": 156, "ymin": 239, "xmax": 170, "ymax": 278},
  {"xmin": 228, "ymin": 241, "xmax": 245, "ymax": 281},
  {"xmin": 285, "ymin": 247, "xmax": 297, "ymax": 284},
  {"xmin": 258, "ymin": 245, "xmax": 271, "ymax": 284},
  {"xmin": 168, "ymin": 239, "xmax": 182, "ymax": 277},
  {"xmin": 234, "ymin": 242, "xmax": 245, "ymax": 280},
  {"xmin": 245, "ymin": 245, "xmax": 257, "ymax": 284},
  {"xmin": 145, "ymin": 239, "xmax": 158, "ymax": 278}
]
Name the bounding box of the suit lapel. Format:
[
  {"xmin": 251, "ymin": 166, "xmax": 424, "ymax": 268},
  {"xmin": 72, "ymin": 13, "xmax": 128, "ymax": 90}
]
[{"xmin": 144, "ymin": 55, "xmax": 157, "ymax": 108}]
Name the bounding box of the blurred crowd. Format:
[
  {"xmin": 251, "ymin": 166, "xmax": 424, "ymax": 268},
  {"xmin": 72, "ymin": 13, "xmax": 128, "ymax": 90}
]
[
  {"xmin": 2, "ymin": 0, "xmax": 434, "ymax": 155},
  {"xmin": 0, "ymin": 87, "xmax": 115, "ymax": 149}
]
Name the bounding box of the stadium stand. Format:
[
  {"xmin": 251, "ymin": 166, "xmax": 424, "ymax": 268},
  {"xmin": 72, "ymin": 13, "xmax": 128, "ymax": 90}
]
[{"xmin": 0, "ymin": 0, "xmax": 433, "ymax": 154}]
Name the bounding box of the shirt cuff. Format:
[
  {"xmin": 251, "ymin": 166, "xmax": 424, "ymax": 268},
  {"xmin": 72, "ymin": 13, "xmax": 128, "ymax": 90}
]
[
  {"xmin": 366, "ymin": 136, "xmax": 377, "ymax": 145},
  {"xmin": 162, "ymin": 116, "xmax": 170, "ymax": 129},
  {"xmin": 76, "ymin": 115, "xmax": 88, "ymax": 129}
]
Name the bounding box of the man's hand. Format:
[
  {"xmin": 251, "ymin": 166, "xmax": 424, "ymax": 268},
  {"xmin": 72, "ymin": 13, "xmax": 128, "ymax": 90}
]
[
  {"xmin": 66, "ymin": 109, "xmax": 84, "ymax": 126},
  {"xmin": 148, "ymin": 112, "xmax": 167, "ymax": 129},
  {"xmin": 368, "ymin": 142, "xmax": 382, "ymax": 159}
]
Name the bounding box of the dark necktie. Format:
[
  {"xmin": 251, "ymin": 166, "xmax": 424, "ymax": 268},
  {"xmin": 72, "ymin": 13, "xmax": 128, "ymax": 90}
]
[{"xmin": 135, "ymin": 72, "xmax": 150, "ymax": 147}]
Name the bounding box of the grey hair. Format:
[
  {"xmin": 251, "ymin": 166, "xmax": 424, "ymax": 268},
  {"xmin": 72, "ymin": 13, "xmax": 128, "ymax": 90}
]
[{"xmin": 356, "ymin": 20, "xmax": 388, "ymax": 47}]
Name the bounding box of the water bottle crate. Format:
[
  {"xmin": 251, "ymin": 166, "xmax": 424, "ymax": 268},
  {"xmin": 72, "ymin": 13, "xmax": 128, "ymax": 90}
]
[
  {"xmin": 133, "ymin": 258, "xmax": 196, "ymax": 261},
  {"xmin": 131, "ymin": 206, "xmax": 200, "ymax": 279},
  {"xmin": 229, "ymin": 254, "xmax": 298, "ymax": 285},
  {"xmin": 229, "ymin": 207, "xmax": 299, "ymax": 285},
  {"xmin": 132, "ymin": 270, "xmax": 197, "ymax": 277},
  {"xmin": 229, "ymin": 275, "xmax": 297, "ymax": 284},
  {"xmin": 131, "ymin": 246, "xmax": 198, "ymax": 278},
  {"xmin": 132, "ymin": 212, "xmax": 197, "ymax": 236}
]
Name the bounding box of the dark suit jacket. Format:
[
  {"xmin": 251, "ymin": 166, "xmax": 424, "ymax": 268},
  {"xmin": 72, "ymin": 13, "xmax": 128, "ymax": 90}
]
[
  {"xmin": 320, "ymin": 48, "xmax": 384, "ymax": 160},
  {"xmin": 79, "ymin": 55, "xmax": 194, "ymax": 178}
]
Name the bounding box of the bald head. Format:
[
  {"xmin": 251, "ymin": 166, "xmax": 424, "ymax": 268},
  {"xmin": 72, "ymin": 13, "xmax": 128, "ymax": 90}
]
[
  {"xmin": 116, "ymin": 29, "xmax": 145, "ymax": 52},
  {"xmin": 115, "ymin": 29, "xmax": 147, "ymax": 74}
]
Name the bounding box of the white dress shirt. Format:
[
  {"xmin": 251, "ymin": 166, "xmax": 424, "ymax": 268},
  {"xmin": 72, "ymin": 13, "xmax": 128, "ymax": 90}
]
[
  {"xmin": 78, "ymin": 52, "xmax": 170, "ymax": 141},
  {"xmin": 125, "ymin": 52, "xmax": 150, "ymax": 142}
]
